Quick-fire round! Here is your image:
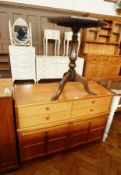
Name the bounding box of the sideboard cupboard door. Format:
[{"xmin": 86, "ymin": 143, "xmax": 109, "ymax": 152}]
[
  {"xmin": 18, "ymin": 130, "xmax": 46, "ymax": 162},
  {"xmin": 88, "ymin": 116, "xmax": 108, "ymax": 142},
  {"xmin": 0, "ymin": 97, "xmax": 18, "ymax": 173},
  {"xmin": 69, "ymin": 115, "xmax": 108, "ymax": 148},
  {"xmin": 69, "ymin": 120, "xmax": 89, "ymax": 148},
  {"xmin": 47, "ymin": 124, "xmax": 68, "ymax": 154},
  {"xmin": 18, "ymin": 124, "xmax": 69, "ymax": 162}
]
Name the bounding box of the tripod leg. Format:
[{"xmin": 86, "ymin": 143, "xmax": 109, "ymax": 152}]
[
  {"xmin": 75, "ymin": 73, "xmax": 96, "ymax": 95},
  {"xmin": 51, "ymin": 72, "xmax": 70, "ymax": 101}
]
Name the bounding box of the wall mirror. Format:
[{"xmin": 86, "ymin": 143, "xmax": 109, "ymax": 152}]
[{"xmin": 9, "ymin": 18, "xmax": 32, "ymax": 46}]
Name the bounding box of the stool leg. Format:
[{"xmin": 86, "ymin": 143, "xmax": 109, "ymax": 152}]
[
  {"xmin": 66, "ymin": 41, "xmax": 69, "ymax": 56},
  {"xmin": 45, "ymin": 39, "xmax": 48, "ymax": 56},
  {"xmin": 43, "ymin": 39, "xmax": 45, "ymax": 55},
  {"xmin": 54, "ymin": 40, "xmax": 57, "ymax": 56},
  {"xmin": 63, "ymin": 40, "xmax": 66, "ymax": 56},
  {"xmin": 58, "ymin": 40, "xmax": 60, "ymax": 56}
]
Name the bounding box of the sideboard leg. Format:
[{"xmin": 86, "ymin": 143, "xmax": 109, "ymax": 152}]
[{"xmin": 102, "ymin": 96, "xmax": 120, "ymax": 142}]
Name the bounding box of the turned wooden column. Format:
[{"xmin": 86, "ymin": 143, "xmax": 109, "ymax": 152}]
[{"xmin": 48, "ymin": 16, "xmax": 107, "ymax": 100}]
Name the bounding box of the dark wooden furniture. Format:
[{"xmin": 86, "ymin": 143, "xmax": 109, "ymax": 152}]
[
  {"xmin": 0, "ymin": 51, "xmax": 11, "ymax": 78},
  {"xmin": 14, "ymin": 81, "xmax": 113, "ymax": 162},
  {"xmin": 48, "ymin": 16, "xmax": 107, "ymax": 100},
  {"xmin": 0, "ymin": 79, "xmax": 18, "ymax": 174}
]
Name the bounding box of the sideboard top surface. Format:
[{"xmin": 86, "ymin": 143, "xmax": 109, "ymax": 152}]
[
  {"xmin": 0, "ymin": 78, "xmax": 12, "ymax": 97},
  {"xmin": 14, "ymin": 81, "xmax": 113, "ymax": 106}
]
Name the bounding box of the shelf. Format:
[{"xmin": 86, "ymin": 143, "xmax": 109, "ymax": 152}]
[
  {"xmin": 99, "ymin": 34, "xmax": 110, "ymax": 37},
  {"xmin": 112, "ymin": 32, "xmax": 120, "ymax": 35},
  {"xmin": 0, "ymin": 51, "xmax": 8, "ymax": 55},
  {"xmin": 0, "ymin": 67, "xmax": 10, "ymax": 71},
  {"xmin": 0, "ymin": 58, "xmax": 9, "ymax": 63},
  {"xmin": 85, "ymin": 40, "xmax": 119, "ymax": 45},
  {"xmin": 101, "ymin": 26, "xmax": 112, "ymax": 30},
  {"xmin": 89, "ymin": 29, "xmax": 99, "ymax": 32}
]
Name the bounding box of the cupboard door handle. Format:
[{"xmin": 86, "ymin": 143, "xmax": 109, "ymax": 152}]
[
  {"xmin": 45, "ymin": 116, "xmax": 50, "ymax": 120},
  {"xmin": 46, "ymin": 107, "xmax": 50, "ymax": 110}
]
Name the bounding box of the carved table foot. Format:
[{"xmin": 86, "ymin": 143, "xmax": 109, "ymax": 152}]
[{"xmin": 75, "ymin": 73, "xmax": 96, "ymax": 95}]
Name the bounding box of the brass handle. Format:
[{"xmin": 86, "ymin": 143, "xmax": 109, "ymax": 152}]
[
  {"xmin": 46, "ymin": 107, "xmax": 50, "ymax": 110},
  {"xmin": 45, "ymin": 116, "xmax": 50, "ymax": 120}
]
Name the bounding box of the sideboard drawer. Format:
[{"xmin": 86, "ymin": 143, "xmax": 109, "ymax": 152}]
[
  {"xmin": 71, "ymin": 104, "xmax": 110, "ymax": 119},
  {"xmin": 16, "ymin": 101, "xmax": 72, "ymax": 129},
  {"xmin": 72, "ymin": 96, "xmax": 112, "ymax": 109},
  {"xmin": 71, "ymin": 96, "xmax": 111, "ymax": 119}
]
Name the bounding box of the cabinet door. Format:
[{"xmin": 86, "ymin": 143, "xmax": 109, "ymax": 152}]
[
  {"xmin": 19, "ymin": 124, "xmax": 68, "ymax": 162},
  {"xmin": 18, "ymin": 130, "xmax": 46, "ymax": 162},
  {"xmin": 69, "ymin": 120, "xmax": 89, "ymax": 148},
  {"xmin": 88, "ymin": 116, "xmax": 108, "ymax": 142},
  {"xmin": 0, "ymin": 98, "xmax": 18, "ymax": 173},
  {"xmin": 47, "ymin": 124, "xmax": 68, "ymax": 154},
  {"xmin": 69, "ymin": 115, "xmax": 108, "ymax": 147}
]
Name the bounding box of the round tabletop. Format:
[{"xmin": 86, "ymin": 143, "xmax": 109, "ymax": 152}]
[{"xmin": 48, "ymin": 16, "xmax": 107, "ymax": 29}]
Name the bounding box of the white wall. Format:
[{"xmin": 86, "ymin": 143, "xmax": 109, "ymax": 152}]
[{"xmin": 3, "ymin": 0, "xmax": 118, "ymax": 16}]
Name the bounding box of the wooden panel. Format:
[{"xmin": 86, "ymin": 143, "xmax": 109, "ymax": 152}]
[
  {"xmin": 0, "ymin": 12, "xmax": 9, "ymax": 40},
  {"xmin": 88, "ymin": 116, "xmax": 107, "ymax": 141},
  {"xmin": 19, "ymin": 131, "xmax": 45, "ymax": 161},
  {"xmin": 69, "ymin": 120, "xmax": 89, "ymax": 147},
  {"xmin": 47, "ymin": 124, "xmax": 68, "ymax": 153},
  {"xmin": 84, "ymin": 55, "xmax": 121, "ymax": 78},
  {"xmin": 0, "ymin": 11, "xmax": 10, "ymax": 51},
  {"xmin": 0, "ymin": 98, "xmax": 18, "ymax": 173}
]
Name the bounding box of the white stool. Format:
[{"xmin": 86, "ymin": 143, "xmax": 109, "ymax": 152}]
[
  {"xmin": 63, "ymin": 31, "xmax": 81, "ymax": 56},
  {"xmin": 43, "ymin": 29, "xmax": 60, "ymax": 56},
  {"xmin": 103, "ymin": 89, "xmax": 121, "ymax": 142}
]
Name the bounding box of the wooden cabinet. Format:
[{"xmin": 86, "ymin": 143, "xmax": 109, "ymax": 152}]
[
  {"xmin": 80, "ymin": 20, "xmax": 121, "ymax": 79},
  {"xmin": 82, "ymin": 20, "xmax": 121, "ymax": 55},
  {"xmin": 14, "ymin": 81, "xmax": 113, "ymax": 162},
  {"xmin": 0, "ymin": 79, "xmax": 18, "ymax": 173},
  {"xmin": 83, "ymin": 54, "xmax": 121, "ymax": 78},
  {"xmin": 0, "ymin": 52, "xmax": 11, "ymax": 78}
]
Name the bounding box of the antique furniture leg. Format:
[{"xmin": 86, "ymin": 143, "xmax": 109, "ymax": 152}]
[
  {"xmin": 75, "ymin": 73, "xmax": 96, "ymax": 95},
  {"xmin": 51, "ymin": 72, "xmax": 71, "ymax": 100}
]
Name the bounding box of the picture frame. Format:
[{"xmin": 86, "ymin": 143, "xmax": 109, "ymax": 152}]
[{"xmin": 104, "ymin": 0, "xmax": 116, "ymax": 2}]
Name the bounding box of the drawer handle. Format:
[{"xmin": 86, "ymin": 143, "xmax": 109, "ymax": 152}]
[
  {"xmin": 92, "ymin": 101, "xmax": 95, "ymax": 104},
  {"xmin": 46, "ymin": 107, "xmax": 50, "ymax": 110},
  {"xmin": 45, "ymin": 116, "xmax": 50, "ymax": 120},
  {"xmin": 90, "ymin": 109, "xmax": 93, "ymax": 112}
]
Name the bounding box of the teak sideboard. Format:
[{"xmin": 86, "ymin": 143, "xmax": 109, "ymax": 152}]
[{"xmin": 14, "ymin": 81, "xmax": 113, "ymax": 162}]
